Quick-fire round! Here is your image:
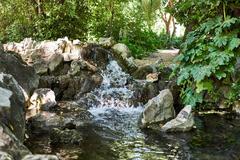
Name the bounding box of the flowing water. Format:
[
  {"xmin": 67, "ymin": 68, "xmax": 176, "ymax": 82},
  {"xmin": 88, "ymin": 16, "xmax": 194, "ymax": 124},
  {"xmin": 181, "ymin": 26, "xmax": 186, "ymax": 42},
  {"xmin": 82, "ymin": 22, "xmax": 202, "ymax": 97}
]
[
  {"xmin": 80, "ymin": 60, "xmax": 189, "ymax": 160},
  {"xmin": 26, "ymin": 60, "xmax": 240, "ymax": 160}
]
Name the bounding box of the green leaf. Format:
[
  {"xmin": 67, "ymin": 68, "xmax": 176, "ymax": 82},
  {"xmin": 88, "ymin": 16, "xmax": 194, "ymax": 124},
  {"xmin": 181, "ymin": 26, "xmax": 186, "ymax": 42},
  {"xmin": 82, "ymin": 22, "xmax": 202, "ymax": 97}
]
[
  {"xmin": 177, "ymin": 67, "xmax": 190, "ymax": 85},
  {"xmin": 229, "ymin": 38, "xmax": 240, "ymax": 51},
  {"xmin": 213, "ymin": 35, "xmax": 228, "ymax": 47},
  {"xmin": 196, "ymin": 80, "xmax": 213, "ymax": 93},
  {"xmin": 222, "ymin": 17, "xmax": 238, "ymax": 28},
  {"xmin": 182, "ymin": 87, "xmax": 203, "ymax": 107},
  {"xmin": 191, "ymin": 65, "xmax": 212, "ymax": 82},
  {"xmin": 215, "ymin": 71, "xmax": 226, "ymax": 80}
]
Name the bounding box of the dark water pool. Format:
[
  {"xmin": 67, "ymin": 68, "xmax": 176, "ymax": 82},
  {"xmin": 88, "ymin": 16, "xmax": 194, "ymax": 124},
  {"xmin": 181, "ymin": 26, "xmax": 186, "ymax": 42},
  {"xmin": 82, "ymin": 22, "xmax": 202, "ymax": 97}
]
[{"xmin": 25, "ymin": 109, "xmax": 240, "ymax": 160}]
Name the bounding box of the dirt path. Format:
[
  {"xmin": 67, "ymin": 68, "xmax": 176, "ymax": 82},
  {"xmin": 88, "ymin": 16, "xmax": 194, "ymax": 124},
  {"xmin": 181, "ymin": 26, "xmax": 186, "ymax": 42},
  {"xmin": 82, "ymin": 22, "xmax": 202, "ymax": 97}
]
[{"xmin": 134, "ymin": 49, "xmax": 179, "ymax": 67}]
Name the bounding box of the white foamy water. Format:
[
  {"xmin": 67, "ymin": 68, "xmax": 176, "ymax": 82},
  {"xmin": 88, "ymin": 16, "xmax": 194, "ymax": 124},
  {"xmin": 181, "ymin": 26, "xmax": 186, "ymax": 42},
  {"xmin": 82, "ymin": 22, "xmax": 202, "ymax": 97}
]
[{"xmin": 87, "ymin": 60, "xmax": 136, "ymax": 109}]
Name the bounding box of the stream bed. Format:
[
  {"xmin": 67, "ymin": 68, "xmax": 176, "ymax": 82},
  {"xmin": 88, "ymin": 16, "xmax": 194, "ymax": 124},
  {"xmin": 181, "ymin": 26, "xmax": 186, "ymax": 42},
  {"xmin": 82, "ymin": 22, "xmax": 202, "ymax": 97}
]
[{"xmin": 25, "ymin": 61, "xmax": 240, "ymax": 160}]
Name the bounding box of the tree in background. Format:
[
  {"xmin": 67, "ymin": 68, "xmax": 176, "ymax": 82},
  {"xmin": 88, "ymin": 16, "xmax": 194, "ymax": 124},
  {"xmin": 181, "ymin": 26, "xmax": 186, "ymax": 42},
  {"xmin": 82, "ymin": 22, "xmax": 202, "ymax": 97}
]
[{"xmin": 141, "ymin": 0, "xmax": 177, "ymax": 37}]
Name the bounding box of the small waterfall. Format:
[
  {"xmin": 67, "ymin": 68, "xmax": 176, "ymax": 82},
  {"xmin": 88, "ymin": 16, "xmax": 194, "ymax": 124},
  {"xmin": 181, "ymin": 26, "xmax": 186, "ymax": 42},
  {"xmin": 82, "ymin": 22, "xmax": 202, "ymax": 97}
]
[
  {"xmin": 87, "ymin": 60, "xmax": 143, "ymax": 136},
  {"xmin": 88, "ymin": 60, "xmax": 140, "ymax": 110},
  {"xmin": 82, "ymin": 60, "xmax": 188, "ymax": 160}
]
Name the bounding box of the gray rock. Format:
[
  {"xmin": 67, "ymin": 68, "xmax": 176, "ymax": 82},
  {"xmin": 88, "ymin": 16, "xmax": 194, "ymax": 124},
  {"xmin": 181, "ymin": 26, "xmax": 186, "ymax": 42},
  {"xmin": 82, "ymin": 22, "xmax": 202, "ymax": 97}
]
[
  {"xmin": 50, "ymin": 128, "xmax": 83, "ymax": 145},
  {"xmin": 0, "ymin": 50, "xmax": 39, "ymax": 100},
  {"xmin": 112, "ymin": 43, "xmax": 131, "ymax": 59},
  {"xmin": 22, "ymin": 154, "xmax": 58, "ymax": 160},
  {"xmin": 39, "ymin": 73, "xmax": 102, "ymax": 100},
  {"xmin": 48, "ymin": 54, "xmax": 63, "ymax": 73},
  {"xmin": 0, "ymin": 73, "xmax": 25, "ymax": 141},
  {"xmin": 32, "ymin": 61, "xmax": 49, "ymax": 75},
  {"xmin": 111, "ymin": 43, "xmax": 137, "ymax": 73},
  {"xmin": 0, "ymin": 87, "xmax": 12, "ymax": 108},
  {"xmin": 0, "ymin": 151, "xmax": 14, "ymax": 160},
  {"xmin": 0, "ymin": 122, "xmax": 31, "ymax": 159},
  {"xmin": 140, "ymin": 89, "xmax": 175, "ymax": 129},
  {"xmin": 27, "ymin": 101, "xmax": 93, "ymax": 133},
  {"xmin": 132, "ymin": 65, "xmax": 154, "ymax": 79},
  {"xmin": 161, "ymin": 105, "xmax": 194, "ymax": 132}
]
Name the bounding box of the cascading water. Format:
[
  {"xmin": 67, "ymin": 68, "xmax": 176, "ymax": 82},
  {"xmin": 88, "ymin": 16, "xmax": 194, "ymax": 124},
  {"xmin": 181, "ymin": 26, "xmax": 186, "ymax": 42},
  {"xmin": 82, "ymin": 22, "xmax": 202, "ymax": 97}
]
[{"xmin": 82, "ymin": 60, "xmax": 189, "ymax": 160}]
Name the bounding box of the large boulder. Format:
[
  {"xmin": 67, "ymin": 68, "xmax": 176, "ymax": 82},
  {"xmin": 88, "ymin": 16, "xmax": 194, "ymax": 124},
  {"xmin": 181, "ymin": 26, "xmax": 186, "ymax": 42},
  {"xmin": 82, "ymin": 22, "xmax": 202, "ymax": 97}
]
[
  {"xmin": 0, "ymin": 49, "xmax": 39, "ymax": 99},
  {"xmin": 0, "ymin": 122, "xmax": 31, "ymax": 159},
  {"xmin": 140, "ymin": 89, "xmax": 175, "ymax": 129},
  {"xmin": 0, "ymin": 73, "xmax": 26, "ymax": 141},
  {"xmin": 39, "ymin": 73, "xmax": 102, "ymax": 100},
  {"xmin": 161, "ymin": 105, "xmax": 194, "ymax": 132}
]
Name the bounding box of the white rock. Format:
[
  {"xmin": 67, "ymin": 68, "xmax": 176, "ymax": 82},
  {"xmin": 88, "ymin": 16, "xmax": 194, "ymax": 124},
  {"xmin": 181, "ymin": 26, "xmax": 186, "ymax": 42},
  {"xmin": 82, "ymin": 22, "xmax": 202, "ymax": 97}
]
[
  {"xmin": 0, "ymin": 87, "xmax": 12, "ymax": 108},
  {"xmin": 29, "ymin": 88, "xmax": 56, "ymax": 111},
  {"xmin": 22, "ymin": 154, "xmax": 59, "ymax": 160},
  {"xmin": 141, "ymin": 89, "xmax": 175, "ymax": 127},
  {"xmin": 161, "ymin": 105, "xmax": 194, "ymax": 132},
  {"xmin": 73, "ymin": 39, "xmax": 81, "ymax": 45}
]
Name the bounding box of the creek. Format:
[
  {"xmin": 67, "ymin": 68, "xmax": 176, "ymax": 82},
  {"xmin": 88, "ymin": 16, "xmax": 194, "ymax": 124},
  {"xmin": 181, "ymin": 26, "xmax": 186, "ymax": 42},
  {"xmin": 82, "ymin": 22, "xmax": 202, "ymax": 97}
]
[{"xmin": 26, "ymin": 60, "xmax": 240, "ymax": 160}]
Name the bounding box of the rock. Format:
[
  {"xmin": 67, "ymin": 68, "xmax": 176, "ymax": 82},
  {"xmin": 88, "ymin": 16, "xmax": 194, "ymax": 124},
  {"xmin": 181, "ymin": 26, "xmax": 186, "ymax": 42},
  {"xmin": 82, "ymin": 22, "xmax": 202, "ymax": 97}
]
[
  {"xmin": 140, "ymin": 89, "xmax": 175, "ymax": 129},
  {"xmin": 146, "ymin": 73, "xmax": 159, "ymax": 82},
  {"xmin": 27, "ymin": 101, "xmax": 93, "ymax": 134},
  {"xmin": 33, "ymin": 61, "xmax": 49, "ymax": 75},
  {"xmin": 132, "ymin": 65, "xmax": 155, "ymax": 79},
  {"xmin": 98, "ymin": 37, "xmax": 115, "ymax": 48},
  {"xmin": 0, "ymin": 122, "xmax": 31, "ymax": 159},
  {"xmin": 233, "ymin": 100, "xmax": 240, "ymax": 114},
  {"xmin": 36, "ymin": 41, "xmax": 60, "ymax": 56},
  {"xmin": 0, "ymin": 73, "xmax": 26, "ymax": 141},
  {"xmin": 0, "ymin": 151, "xmax": 14, "ymax": 160},
  {"xmin": 0, "ymin": 49, "xmax": 39, "ymax": 99},
  {"xmin": 111, "ymin": 43, "xmax": 137, "ymax": 73},
  {"xmin": 161, "ymin": 105, "xmax": 194, "ymax": 132},
  {"xmin": 48, "ymin": 54, "xmax": 64, "ymax": 73},
  {"xmin": 50, "ymin": 128, "xmax": 83, "ymax": 145},
  {"xmin": 112, "ymin": 43, "xmax": 131, "ymax": 59},
  {"xmin": 22, "ymin": 154, "xmax": 58, "ymax": 160},
  {"xmin": 63, "ymin": 37, "xmax": 72, "ymax": 53},
  {"xmin": 39, "ymin": 73, "xmax": 102, "ymax": 100},
  {"xmin": 0, "ymin": 87, "xmax": 12, "ymax": 108},
  {"xmin": 68, "ymin": 60, "xmax": 98, "ymax": 76},
  {"xmin": 132, "ymin": 81, "xmax": 159, "ymax": 104},
  {"xmin": 28, "ymin": 88, "xmax": 57, "ymax": 111}
]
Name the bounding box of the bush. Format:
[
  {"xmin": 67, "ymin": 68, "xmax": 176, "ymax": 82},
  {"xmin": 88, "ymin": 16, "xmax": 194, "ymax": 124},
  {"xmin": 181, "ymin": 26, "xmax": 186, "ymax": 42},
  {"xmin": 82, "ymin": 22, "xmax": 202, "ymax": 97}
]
[{"xmin": 172, "ymin": 16, "xmax": 240, "ymax": 106}]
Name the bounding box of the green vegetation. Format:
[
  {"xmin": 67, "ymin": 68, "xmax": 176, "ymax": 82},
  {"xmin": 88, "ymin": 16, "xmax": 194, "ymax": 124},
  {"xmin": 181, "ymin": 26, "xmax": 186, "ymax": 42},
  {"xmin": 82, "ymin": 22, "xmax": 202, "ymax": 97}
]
[
  {"xmin": 172, "ymin": 0, "xmax": 240, "ymax": 107},
  {"xmin": 1, "ymin": 0, "xmax": 240, "ymax": 108},
  {"xmin": 0, "ymin": 0, "xmax": 182, "ymax": 58}
]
